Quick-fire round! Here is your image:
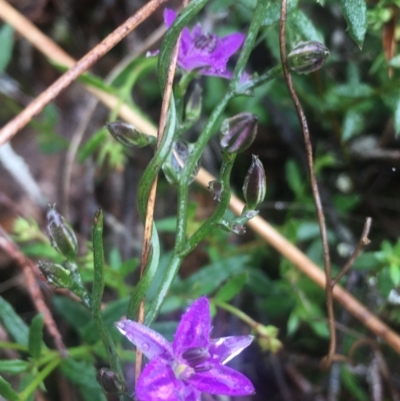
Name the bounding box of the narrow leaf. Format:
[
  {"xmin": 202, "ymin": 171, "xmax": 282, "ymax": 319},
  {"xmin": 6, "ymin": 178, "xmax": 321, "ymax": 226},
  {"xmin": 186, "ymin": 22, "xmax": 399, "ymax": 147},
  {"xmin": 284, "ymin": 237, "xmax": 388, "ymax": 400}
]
[
  {"xmin": 28, "ymin": 314, "xmax": 44, "ymax": 359},
  {"xmin": 92, "ymin": 210, "xmax": 105, "ymax": 315},
  {"xmin": 215, "ymin": 273, "xmax": 248, "ymax": 302},
  {"xmin": 0, "ymin": 24, "xmax": 14, "ymax": 72},
  {"xmin": 394, "ymin": 95, "xmax": 400, "ymax": 137},
  {"xmin": 340, "ymin": 0, "xmax": 367, "ymax": 48},
  {"xmin": 0, "ymin": 360, "xmax": 30, "ymax": 374},
  {"xmin": 288, "ymin": 10, "xmax": 323, "ymax": 43},
  {"xmin": 0, "ymin": 297, "xmax": 29, "ymax": 345},
  {"xmin": 0, "ymin": 375, "xmax": 21, "ymax": 401},
  {"xmin": 61, "ymin": 359, "xmax": 107, "ymax": 401}
]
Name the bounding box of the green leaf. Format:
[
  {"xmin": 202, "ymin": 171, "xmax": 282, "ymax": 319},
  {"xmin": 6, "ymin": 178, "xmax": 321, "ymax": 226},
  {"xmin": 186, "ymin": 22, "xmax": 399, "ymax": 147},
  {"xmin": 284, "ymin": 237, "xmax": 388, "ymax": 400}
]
[
  {"xmin": 0, "ymin": 375, "xmax": 21, "ymax": 401},
  {"xmin": 78, "ymin": 129, "xmax": 108, "ymax": 163},
  {"xmin": 0, "ymin": 360, "xmax": 30, "ymax": 374},
  {"xmin": 28, "ymin": 314, "xmax": 44, "ymax": 359},
  {"xmin": 341, "ymin": 366, "xmax": 368, "ymax": 401},
  {"xmin": 342, "ymin": 109, "xmax": 364, "ymax": 141},
  {"xmin": 158, "ymin": 0, "xmax": 208, "ymax": 90},
  {"xmin": 390, "ymin": 263, "xmax": 400, "ymax": 286},
  {"xmin": 0, "ymin": 24, "xmax": 14, "ymax": 72},
  {"xmin": 287, "ymin": 10, "xmax": 324, "ymax": 43},
  {"xmin": 182, "ymin": 255, "xmax": 250, "ymax": 298},
  {"xmin": 215, "ymin": 272, "xmax": 248, "ymax": 302},
  {"xmin": 0, "ymin": 297, "xmax": 29, "ymax": 345},
  {"xmin": 61, "ymin": 359, "xmax": 107, "ymax": 401},
  {"xmin": 285, "ymin": 159, "xmax": 303, "ymax": 197},
  {"xmin": 262, "ymin": 0, "xmax": 298, "ymax": 27},
  {"xmin": 394, "ymin": 94, "xmax": 400, "ymax": 137},
  {"xmin": 340, "ymin": 0, "xmax": 367, "ymax": 48}
]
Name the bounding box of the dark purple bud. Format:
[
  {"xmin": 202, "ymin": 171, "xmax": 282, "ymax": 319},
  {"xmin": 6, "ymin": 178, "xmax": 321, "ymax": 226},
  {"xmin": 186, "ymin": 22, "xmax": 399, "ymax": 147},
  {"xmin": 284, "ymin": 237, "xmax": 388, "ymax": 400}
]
[
  {"xmin": 185, "ymin": 83, "xmax": 202, "ymax": 123},
  {"xmin": 106, "ymin": 121, "xmax": 156, "ymax": 148},
  {"xmin": 220, "ymin": 113, "xmax": 258, "ymax": 154},
  {"xmin": 162, "ymin": 141, "xmax": 200, "ymax": 185},
  {"xmin": 96, "ymin": 368, "xmax": 126, "ymax": 394},
  {"xmin": 242, "ymin": 155, "xmax": 266, "ymax": 210},
  {"xmin": 38, "ymin": 261, "xmax": 72, "ymax": 288},
  {"xmin": 46, "ymin": 205, "xmax": 78, "ymax": 261},
  {"xmin": 287, "ymin": 41, "xmax": 329, "ymax": 75},
  {"xmin": 181, "ymin": 347, "xmax": 210, "ymax": 367},
  {"xmin": 208, "ymin": 180, "xmax": 223, "ymax": 202}
]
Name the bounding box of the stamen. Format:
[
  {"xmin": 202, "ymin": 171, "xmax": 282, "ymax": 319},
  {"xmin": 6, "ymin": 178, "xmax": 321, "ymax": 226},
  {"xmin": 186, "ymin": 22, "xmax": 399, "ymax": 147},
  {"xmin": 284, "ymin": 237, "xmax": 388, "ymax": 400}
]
[{"xmin": 194, "ymin": 34, "xmax": 217, "ymax": 53}]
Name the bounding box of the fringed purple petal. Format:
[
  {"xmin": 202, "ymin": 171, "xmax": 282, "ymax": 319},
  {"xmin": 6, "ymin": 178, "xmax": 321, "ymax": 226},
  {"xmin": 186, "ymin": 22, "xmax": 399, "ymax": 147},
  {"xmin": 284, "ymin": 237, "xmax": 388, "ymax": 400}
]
[
  {"xmin": 209, "ymin": 335, "xmax": 254, "ymax": 364},
  {"xmin": 115, "ymin": 320, "xmax": 173, "ymax": 361},
  {"xmin": 207, "ymin": 32, "xmax": 245, "ymax": 69},
  {"xmin": 173, "ymin": 296, "xmax": 211, "ymax": 354},
  {"xmin": 189, "ymin": 364, "xmax": 255, "ymax": 396},
  {"xmin": 164, "ymin": 8, "xmax": 177, "ymax": 28},
  {"xmin": 136, "ymin": 358, "xmax": 180, "ymax": 401}
]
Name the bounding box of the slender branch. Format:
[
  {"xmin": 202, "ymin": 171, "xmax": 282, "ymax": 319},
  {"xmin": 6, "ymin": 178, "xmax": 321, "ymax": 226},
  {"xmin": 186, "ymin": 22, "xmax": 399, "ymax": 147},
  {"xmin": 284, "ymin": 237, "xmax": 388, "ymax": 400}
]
[
  {"xmin": 0, "ymin": 0, "xmax": 166, "ymax": 146},
  {"xmin": 134, "ymin": 0, "xmax": 185, "ymax": 382},
  {"xmin": 332, "ymin": 217, "xmax": 372, "ymax": 286},
  {"xmin": 279, "ymin": 0, "xmax": 335, "ymax": 367}
]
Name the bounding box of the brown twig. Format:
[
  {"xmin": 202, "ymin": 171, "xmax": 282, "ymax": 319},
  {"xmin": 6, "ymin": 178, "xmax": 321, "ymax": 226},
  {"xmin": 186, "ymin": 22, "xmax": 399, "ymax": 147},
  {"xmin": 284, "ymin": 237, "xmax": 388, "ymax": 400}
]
[
  {"xmin": 134, "ymin": 3, "xmax": 185, "ymax": 383},
  {"xmin": 0, "ymin": 227, "xmax": 67, "ymax": 356},
  {"xmin": 0, "ymin": 0, "xmax": 166, "ymax": 146},
  {"xmin": 279, "ymin": 0, "xmax": 336, "ymax": 367},
  {"xmin": 332, "ymin": 217, "xmax": 372, "ymax": 286}
]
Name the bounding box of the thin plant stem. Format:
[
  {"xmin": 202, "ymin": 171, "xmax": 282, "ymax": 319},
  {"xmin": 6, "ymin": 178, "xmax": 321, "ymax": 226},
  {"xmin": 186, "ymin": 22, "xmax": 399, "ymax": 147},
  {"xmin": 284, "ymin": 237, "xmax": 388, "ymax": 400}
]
[
  {"xmin": 134, "ymin": 0, "xmax": 186, "ymax": 382},
  {"xmin": 279, "ymin": 0, "xmax": 335, "ymax": 367},
  {"xmin": 0, "ymin": 0, "xmax": 168, "ymax": 146}
]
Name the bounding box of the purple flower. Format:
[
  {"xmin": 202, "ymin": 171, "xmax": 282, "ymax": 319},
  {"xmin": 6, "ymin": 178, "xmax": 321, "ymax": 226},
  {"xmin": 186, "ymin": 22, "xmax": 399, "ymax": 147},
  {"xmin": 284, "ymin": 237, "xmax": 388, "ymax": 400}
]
[
  {"xmin": 116, "ymin": 296, "xmax": 255, "ymax": 401},
  {"xmin": 164, "ymin": 9, "xmax": 245, "ymax": 79}
]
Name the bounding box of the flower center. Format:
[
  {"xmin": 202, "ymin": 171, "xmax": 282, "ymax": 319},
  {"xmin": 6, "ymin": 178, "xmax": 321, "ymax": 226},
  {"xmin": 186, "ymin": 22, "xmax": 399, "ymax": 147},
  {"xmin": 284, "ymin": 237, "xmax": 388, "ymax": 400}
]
[{"xmin": 194, "ymin": 34, "xmax": 217, "ymax": 53}]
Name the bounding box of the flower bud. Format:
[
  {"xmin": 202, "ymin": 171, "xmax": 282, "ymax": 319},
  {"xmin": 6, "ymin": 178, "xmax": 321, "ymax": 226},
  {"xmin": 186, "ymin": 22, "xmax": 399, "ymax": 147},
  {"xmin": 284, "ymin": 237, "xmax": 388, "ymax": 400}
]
[
  {"xmin": 46, "ymin": 205, "xmax": 78, "ymax": 261},
  {"xmin": 208, "ymin": 180, "xmax": 223, "ymax": 202},
  {"xmin": 220, "ymin": 113, "xmax": 258, "ymax": 154},
  {"xmin": 185, "ymin": 83, "xmax": 202, "ymax": 123},
  {"xmin": 106, "ymin": 121, "xmax": 156, "ymax": 148},
  {"xmin": 96, "ymin": 368, "xmax": 126, "ymax": 394},
  {"xmin": 38, "ymin": 261, "xmax": 72, "ymax": 288},
  {"xmin": 242, "ymin": 155, "xmax": 266, "ymax": 210},
  {"xmin": 287, "ymin": 41, "xmax": 329, "ymax": 75},
  {"xmin": 162, "ymin": 141, "xmax": 200, "ymax": 185}
]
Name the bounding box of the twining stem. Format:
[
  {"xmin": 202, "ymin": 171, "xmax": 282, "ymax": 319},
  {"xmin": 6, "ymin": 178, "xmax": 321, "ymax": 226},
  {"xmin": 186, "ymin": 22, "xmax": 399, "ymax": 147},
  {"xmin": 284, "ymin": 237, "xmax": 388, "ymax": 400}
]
[
  {"xmin": 279, "ymin": 0, "xmax": 334, "ymax": 367},
  {"xmin": 134, "ymin": 23, "xmax": 182, "ymax": 383},
  {"xmin": 184, "ymin": 153, "xmax": 236, "ymax": 253},
  {"xmin": 145, "ymin": 0, "xmax": 271, "ymax": 325}
]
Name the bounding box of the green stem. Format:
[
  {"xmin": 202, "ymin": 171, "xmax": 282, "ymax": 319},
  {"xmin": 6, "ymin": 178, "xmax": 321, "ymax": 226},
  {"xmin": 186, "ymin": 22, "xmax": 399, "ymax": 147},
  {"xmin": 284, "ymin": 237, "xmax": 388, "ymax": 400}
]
[
  {"xmin": 0, "ymin": 342, "xmax": 27, "ymax": 351},
  {"xmin": 184, "ymin": 153, "xmax": 236, "ymax": 254},
  {"xmin": 230, "ymin": 0, "xmax": 270, "ymax": 89}
]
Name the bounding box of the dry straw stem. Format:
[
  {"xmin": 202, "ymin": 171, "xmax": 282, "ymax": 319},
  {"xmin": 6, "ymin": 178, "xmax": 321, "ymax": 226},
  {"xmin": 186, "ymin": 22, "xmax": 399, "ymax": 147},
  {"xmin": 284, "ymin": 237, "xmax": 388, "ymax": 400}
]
[
  {"xmin": 1, "ymin": 0, "xmax": 400, "ymax": 355},
  {"xmin": 0, "ymin": 0, "xmax": 163, "ymax": 146},
  {"xmin": 135, "ymin": 4, "xmax": 183, "ymax": 382}
]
